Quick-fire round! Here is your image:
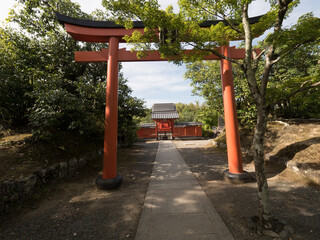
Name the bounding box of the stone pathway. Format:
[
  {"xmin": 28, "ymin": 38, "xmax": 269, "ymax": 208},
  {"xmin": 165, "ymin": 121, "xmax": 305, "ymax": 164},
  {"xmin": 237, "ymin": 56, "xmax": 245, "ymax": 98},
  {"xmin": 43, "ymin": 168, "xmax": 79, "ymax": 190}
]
[{"xmin": 135, "ymin": 141, "xmax": 234, "ymax": 240}]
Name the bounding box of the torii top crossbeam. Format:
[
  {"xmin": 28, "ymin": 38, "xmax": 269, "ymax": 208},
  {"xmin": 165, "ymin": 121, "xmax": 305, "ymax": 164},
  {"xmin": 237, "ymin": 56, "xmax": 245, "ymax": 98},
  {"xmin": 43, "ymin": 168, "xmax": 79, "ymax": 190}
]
[
  {"xmin": 56, "ymin": 12, "xmax": 261, "ymax": 62},
  {"xmin": 56, "ymin": 12, "xmax": 262, "ymax": 43},
  {"xmin": 56, "ymin": 12, "xmax": 259, "ymax": 189}
]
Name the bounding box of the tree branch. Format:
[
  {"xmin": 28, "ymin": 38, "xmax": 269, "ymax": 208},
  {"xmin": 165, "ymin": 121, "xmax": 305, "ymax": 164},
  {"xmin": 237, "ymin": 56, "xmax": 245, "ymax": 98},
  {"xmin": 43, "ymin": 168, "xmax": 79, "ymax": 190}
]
[
  {"xmin": 185, "ymin": 41, "xmax": 241, "ymax": 66},
  {"xmin": 242, "ymin": 2, "xmax": 261, "ymax": 102},
  {"xmin": 189, "ymin": 2, "xmax": 243, "ymax": 34},
  {"xmin": 270, "ymin": 40, "xmax": 316, "ymax": 65},
  {"xmin": 260, "ymin": 0, "xmax": 293, "ymax": 99},
  {"xmin": 268, "ymin": 80, "xmax": 320, "ymax": 110}
]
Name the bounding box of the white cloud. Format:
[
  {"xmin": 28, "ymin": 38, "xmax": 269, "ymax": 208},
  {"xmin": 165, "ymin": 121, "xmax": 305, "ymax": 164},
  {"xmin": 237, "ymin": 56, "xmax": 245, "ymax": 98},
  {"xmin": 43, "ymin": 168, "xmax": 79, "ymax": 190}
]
[
  {"xmin": 2, "ymin": 0, "xmax": 318, "ymax": 108},
  {"xmin": 248, "ymin": 1, "xmax": 270, "ymax": 17}
]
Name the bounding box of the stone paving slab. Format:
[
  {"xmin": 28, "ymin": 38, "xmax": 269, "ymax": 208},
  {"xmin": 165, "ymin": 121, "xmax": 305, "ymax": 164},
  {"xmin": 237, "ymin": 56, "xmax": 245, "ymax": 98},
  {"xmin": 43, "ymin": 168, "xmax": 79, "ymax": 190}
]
[{"xmin": 135, "ymin": 141, "xmax": 234, "ymax": 240}]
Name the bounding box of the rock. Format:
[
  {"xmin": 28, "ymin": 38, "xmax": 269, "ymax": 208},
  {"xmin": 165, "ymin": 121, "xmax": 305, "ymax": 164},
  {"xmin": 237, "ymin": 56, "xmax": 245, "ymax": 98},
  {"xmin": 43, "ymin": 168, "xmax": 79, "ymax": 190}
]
[
  {"xmin": 78, "ymin": 157, "xmax": 87, "ymax": 168},
  {"xmin": 210, "ymin": 140, "xmax": 218, "ymax": 147},
  {"xmin": 68, "ymin": 158, "xmax": 78, "ymax": 177},
  {"xmin": 97, "ymin": 149, "xmax": 103, "ymax": 156},
  {"xmin": 263, "ymin": 230, "xmax": 281, "ymax": 238},
  {"xmin": 279, "ymin": 229, "xmax": 289, "ymax": 239},
  {"xmin": 25, "ymin": 175, "xmax": 38, "ymax": 194},
  {"xmin": 284, "ymin": 225, "xmax": 294, "ymax": 234},
  {"xmin": 59, "ymin": 162, "xmax": 68, "ymax": 179},
  {"xmin": 46, "ymin": 166, "xmax": 59, "ymax": 183},
  {"xmin": 38, "ymin": 169, "xmax": 47, "ymax": 184}
]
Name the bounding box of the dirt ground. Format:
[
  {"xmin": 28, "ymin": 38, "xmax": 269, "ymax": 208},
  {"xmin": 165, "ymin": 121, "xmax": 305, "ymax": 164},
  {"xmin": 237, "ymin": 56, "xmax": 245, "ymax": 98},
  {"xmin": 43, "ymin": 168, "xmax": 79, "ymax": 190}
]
[
  {"xmin": 0, "ymin": 131, "xmax": 103, "ymax": 181},
  {"xmin": 0, "ymin": 141, "xmax": 158, "ymax": 240},
  {"xmin": 173, "ymin": 139, "xmax": 320, "ymax": 240},
  {"xmin": 0, "ymin": 120, "xmax": 319, "ymax": 240}
]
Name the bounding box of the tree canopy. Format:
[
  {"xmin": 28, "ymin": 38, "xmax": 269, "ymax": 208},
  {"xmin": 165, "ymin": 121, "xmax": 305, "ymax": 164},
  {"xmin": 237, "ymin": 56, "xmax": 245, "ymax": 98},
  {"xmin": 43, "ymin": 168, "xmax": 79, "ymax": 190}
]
[{"xmin": 0, "ymin": 0, "xmax": 146, "ymax": 145}]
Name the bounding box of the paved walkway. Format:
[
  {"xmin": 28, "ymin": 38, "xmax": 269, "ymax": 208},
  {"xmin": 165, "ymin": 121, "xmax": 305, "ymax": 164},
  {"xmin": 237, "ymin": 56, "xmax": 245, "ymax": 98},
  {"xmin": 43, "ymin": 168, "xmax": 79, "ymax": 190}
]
[{"xmin": 135, "ymin": 141, "xmax": 234, "ymax": 240}]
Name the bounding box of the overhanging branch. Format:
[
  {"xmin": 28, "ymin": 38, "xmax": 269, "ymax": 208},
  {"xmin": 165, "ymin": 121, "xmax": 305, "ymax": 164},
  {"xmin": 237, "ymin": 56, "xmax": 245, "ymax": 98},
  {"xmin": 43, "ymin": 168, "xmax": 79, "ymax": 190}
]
[{"xmin": 268, "ymin": 80, "xmax": 320, "ymax": 110}]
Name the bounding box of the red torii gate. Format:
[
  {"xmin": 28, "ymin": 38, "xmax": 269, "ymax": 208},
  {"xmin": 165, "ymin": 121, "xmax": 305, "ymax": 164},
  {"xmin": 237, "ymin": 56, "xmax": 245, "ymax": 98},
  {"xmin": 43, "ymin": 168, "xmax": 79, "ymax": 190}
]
[{"xmin": 56, "ymin": 12, "xmax": 257, "ymax": 189}]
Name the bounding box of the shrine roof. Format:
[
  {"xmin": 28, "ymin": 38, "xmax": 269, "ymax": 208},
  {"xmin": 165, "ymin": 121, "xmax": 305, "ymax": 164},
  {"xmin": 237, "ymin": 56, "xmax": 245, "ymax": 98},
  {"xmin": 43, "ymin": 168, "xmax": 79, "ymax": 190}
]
[
  {"xmin": 55, "ymin": 12, "xmax": 263, "ymax": 29},
  {"xmin": 139, "ymin": 123, "xmax": 156, "ymax": 128},
  {"xmin": 175, "ymin": 122, "xmax": 203, "ymax": 127},
  {"xmin": 151, "ymin": 103, "xmax": 179, "ymax": 119}
]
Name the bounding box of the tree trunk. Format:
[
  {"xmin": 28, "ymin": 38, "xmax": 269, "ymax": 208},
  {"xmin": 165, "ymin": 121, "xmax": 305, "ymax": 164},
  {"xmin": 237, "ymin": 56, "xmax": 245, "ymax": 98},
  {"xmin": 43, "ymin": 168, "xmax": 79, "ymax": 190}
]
[{"xmin": 253, "ymin": 101, "xmax": 272, "ymax": 229}]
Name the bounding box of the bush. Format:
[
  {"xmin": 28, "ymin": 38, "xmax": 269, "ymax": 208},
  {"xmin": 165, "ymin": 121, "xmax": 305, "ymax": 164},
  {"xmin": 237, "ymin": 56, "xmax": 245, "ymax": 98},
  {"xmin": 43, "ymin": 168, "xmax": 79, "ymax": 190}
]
[{"xmin": 29, "ymin": 77, "xmax": 105, "ymax": 139}]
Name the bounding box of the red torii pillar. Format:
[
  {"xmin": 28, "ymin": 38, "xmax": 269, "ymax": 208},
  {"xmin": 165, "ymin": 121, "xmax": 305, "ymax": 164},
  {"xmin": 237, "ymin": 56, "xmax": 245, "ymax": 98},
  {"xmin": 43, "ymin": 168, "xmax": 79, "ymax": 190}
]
[
  {"xmin": 95, "ymin": 36, "xmax": 123, "ymax": 189},
  {"xmin": 221, "ymin": 45, "xmax": 251, "ymax": 182},
  {"xmin": 56, "ymin": 12, "xmax": 255, "ymax": 188}
]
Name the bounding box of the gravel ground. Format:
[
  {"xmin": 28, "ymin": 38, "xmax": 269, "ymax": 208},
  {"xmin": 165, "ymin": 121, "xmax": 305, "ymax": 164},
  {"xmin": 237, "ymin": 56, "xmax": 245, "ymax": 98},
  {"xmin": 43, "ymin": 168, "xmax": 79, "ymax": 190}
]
[
  {"xmin": 1, "ymin": 138, "xmax": 319, "ymax": 240},
  {"xmin": 173, "ymin": 139, "xmax": 320, "ymax": 240},
  {"xmin": 0, "ymin": 141, "xmax": 158, "ymax": 240}
]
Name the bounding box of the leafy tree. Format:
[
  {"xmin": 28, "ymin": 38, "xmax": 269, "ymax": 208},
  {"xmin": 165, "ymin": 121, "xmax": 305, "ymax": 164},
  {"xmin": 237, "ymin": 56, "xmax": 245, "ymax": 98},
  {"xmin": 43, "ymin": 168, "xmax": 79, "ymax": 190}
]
[
  {"xmin": 0, "ymin": 27, "xmax": 34, "ymax": 126},
  {"xmin": 267, "ymin": 44, "xmax": 320, "ymax": 118},
  {"xmin": 140, "ymin": 108, "xmax": 152, "ymax": 123},
  {"xmin": 1, "ymin": 0, "xmax": 147, "ymax": 146},
  {"xmin": 103, "ymin": 0, "xmax": 320, "ymax": 232},
  {"xmin": 175, "ymin": 102, "xmax": 201, "ymax": 122},
  {"xmin": 118, "ymin": 73, "xmax": 146, "ymax": 146},
  {"xmin": 185, "ymin": 60, "xmax": 257, "ymax": 128}
]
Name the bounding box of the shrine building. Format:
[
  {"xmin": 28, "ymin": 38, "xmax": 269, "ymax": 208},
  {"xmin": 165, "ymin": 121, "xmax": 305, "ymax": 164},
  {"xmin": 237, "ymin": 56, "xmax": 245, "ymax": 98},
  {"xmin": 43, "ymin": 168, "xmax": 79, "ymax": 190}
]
[{"xmin": 137, "ymin": 103, "xmax": 202, "ymax": 140}]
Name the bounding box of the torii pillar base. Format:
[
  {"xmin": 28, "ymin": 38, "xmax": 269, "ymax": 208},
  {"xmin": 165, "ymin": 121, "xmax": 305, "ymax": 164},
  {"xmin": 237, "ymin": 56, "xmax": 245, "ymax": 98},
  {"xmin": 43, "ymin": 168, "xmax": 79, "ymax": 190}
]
[
  {"xmin": 223, "ymin": 170, "xmax": 253, "ymax": 184},
  {"xmin": 95, "ymin": 174, "xmax": 123, "ymax": 190}
]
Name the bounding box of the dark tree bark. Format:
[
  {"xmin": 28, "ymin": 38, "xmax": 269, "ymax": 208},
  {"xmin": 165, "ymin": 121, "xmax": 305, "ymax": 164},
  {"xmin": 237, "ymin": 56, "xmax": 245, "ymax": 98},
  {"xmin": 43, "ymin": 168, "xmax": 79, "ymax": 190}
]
[{"xmin": 240, "ymin": 0, "xmax": 294, "ymax": 231}]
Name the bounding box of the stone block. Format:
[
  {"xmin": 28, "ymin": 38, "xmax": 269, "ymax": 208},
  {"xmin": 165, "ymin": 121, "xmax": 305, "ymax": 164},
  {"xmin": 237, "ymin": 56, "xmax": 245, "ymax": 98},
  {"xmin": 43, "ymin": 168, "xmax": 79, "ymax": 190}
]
[
  {"xmin": 25, "ymin": 175, "xmax": 38, "ymax": 195},
  {"xmin": 59, "ymin": 162, "xmax": 68, "ymax": 179},
  {"xmin": 68, "ymin": 158, "xmax": 78, "ymax": 177},
  {"xmin": 78, "ymin": 157, "xmax": 87, "ymax": 168}
]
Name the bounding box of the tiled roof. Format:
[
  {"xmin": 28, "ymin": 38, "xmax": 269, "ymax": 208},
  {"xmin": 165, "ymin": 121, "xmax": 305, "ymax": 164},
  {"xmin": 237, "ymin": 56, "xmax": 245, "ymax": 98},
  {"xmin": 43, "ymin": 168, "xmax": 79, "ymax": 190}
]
[
  {"xmin": 139, "ymin": 123, "xmax": 156, "ymax": 128},
  {"xmin": 152, "ymin": 103, "xmax": 176, "ymax": 112},
  {"xmin": 174, "ymin": 122, "xmax": 203, "ymax": 127},
  {"xmin": 151, "ymin": 111, "xmax": 180, "ymax": 119},
  {"xmin": 151, "ymin": 103, "xmax": 179, "ymax": 119}
]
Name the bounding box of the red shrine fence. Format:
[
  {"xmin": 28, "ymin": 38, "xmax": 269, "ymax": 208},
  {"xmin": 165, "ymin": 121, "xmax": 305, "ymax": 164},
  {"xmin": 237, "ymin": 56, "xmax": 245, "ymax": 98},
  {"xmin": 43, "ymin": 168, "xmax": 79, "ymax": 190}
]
[{"xmin": 137, "ymin": 123, "xmax": 202, "ymax": 139}]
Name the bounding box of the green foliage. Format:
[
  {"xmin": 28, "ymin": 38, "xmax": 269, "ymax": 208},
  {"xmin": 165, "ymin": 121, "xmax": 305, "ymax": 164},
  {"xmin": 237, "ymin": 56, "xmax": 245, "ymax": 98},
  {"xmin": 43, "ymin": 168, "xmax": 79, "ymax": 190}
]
[
  {"xmin": 118, "ymin": 74, "xmax": 146, "ymax": 146},
  {"xmin": 29, "ymin": 76, "xmax": 106, "ymax": 138},
  {"xmin": 175, "ymin": 102, "xmax": 201, "ymax": 122},
  {"xmin": 0, "ymin": 0, "xmax": 147, "ymax": 146},
  {"xmin": 266, "ymin": 44, "xmax": 320, "ymax": 119},
  {"xmin": 140, "ymin": 108, "xmax": 152, "ymax": 123},
  {"xmin": 185, "ymin": 60, "xmax": 257, "ymax": 128},
  {"xmin": 0, "ymin": 27, "xmax": 34, "ymax": 126}
]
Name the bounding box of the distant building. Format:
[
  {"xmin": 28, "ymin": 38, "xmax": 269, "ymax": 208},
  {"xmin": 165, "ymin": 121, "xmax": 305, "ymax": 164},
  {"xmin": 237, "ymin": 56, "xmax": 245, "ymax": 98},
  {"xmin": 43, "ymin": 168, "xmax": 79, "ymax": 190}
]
[{"xmin": 137, "ymin": 103, "xmax": 202, "ymax": 139}]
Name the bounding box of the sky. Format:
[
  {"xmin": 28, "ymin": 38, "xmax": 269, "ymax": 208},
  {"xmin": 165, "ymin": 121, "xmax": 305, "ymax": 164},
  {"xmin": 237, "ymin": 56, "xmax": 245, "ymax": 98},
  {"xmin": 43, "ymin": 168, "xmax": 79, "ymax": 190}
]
[{"xmin": 1, "ymin": 0, "xmax": 319, "ymax": 108}]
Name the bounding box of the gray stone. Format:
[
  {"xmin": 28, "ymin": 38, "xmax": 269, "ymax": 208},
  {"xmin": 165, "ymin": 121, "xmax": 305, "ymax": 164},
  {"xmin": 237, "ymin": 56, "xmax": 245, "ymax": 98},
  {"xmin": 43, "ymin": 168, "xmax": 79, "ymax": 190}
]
[
  {"xmin": 39, "ymin": 169, "xmax": 47, "ymax": 184},
  {"xmin": 78, "ymin": 157, "xmax": 87, "ymax": 168},
  {"xmin": 284, "ymin": 225, "xmax": 294, "ymax": 234},
  {"xmin": 45, "ymin": 166, "xmax": 59, "ymax": 183},
  {"xmin": 25, "ymin": 175, "xmax": 38, "ymax": 194},
  {"xmin": 97, "ymin": 149, "xmax": 103, "ymax": 156},
  {"xmin": 68, "ymin": 158, "xmax": 78, "ymax": 177},
  {"xmin": 263, "ymin": 230, "xmax": 281, "ymax": 238},
  {"xmin": 279, "ymin": 229, "xmax": 289, "ymax": 239},
  {"xmin": 59, "ymin": 162, "xmax": 68, "ymax": 179}
]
